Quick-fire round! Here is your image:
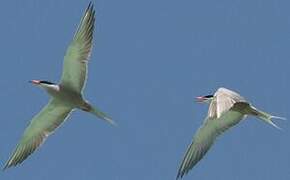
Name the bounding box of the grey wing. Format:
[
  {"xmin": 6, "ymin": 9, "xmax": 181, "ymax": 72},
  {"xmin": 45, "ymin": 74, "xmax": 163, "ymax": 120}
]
[
  {"xmin": 176, "ymin": 117, "xmax": 218, "ymax": 179},
  {"xmin": 177, "ymin": 104, "xmax": 246, "ymax": 179},
  {"xmin": 60, "ymin": 3, "xmax": 95, "ymax": 93},
  {"xmin": 4, "ymin": 99, "xmax": 72, "ymax": 169},
  {"xmin": 211, "ymin": 87, "xmax": 246, "ymax": 118}
]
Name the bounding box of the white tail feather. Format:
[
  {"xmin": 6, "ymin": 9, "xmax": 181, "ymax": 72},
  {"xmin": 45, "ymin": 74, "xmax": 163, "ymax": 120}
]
[
  {"xmin": 249, "ymin": 106, "xmax": 284, "ymax": 130},
  {"xmin": 267, "ymin": 119, "xmax": 282, "ymax": 130},
  {"xmin": 271, "ymin": 116, "xmax": 287, "ymax": 121}
]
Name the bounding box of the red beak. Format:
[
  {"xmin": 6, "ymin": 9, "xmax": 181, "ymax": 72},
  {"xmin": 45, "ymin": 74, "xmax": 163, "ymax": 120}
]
[
  {"xmin": 195, "ymin": 96, "xmax": 205, "ymax": 102},
  {"xmin": 29, "ymin": 80, "xmax": 41, "ymax": 85}
]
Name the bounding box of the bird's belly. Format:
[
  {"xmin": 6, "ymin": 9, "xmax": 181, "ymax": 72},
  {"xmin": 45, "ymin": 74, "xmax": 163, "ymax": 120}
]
[{"xmin": 51, "ymin": 89, "xmax": 84, "ymax": 108}]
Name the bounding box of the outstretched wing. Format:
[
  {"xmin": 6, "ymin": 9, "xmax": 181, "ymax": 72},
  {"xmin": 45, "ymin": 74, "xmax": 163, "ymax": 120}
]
[
  {"xmin": 176, "ymin": 103, "xmax": 246, "ymax": 179},
  {"xmin": 60, "ymin": 3, "xmax": 95, "ymax": 93},
  {"xmin": 4, "ymin": 99, "xmax": 72, "ymax": 169}
]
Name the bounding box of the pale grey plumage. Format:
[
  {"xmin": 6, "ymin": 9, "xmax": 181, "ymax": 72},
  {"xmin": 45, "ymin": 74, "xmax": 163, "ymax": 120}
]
[
  {"xmin": 60, "ymin": 3, "xmax": 95, "ymax": 93},
  {"xmin": 4, "ymin": 100, "xmax": 72, "ymax": 168},
  {"xmin": 4, "ymin": 3, "xmax": 114, "ymax": 169},
  {"xmin": 208, "ymin": 87, "xmax": 247, "ymax": 119},
  {"xmin": 176, "ymin": 87, "xmax": 284, "ymax": 179}
]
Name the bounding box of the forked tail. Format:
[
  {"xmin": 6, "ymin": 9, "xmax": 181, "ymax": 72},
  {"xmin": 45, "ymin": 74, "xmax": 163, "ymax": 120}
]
[
  {"xmin": 250, "ymin": 106, "xmax": 286, "ymax": 129},
  {"xmin": 85, "ymin": 103, "xmax": 116, "ymax": 126}
]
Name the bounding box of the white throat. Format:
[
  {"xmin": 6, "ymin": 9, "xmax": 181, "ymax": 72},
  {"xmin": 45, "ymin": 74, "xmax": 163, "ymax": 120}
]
[{"xmin": 40, "ymin": 84, "xmax": 60, "ymax": 96}]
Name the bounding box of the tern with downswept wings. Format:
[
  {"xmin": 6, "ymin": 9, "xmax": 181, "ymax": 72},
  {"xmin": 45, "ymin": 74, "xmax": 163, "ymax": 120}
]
[{"xmin": 176, "ymin": 87, "xmax": 285, "ymax": 179}]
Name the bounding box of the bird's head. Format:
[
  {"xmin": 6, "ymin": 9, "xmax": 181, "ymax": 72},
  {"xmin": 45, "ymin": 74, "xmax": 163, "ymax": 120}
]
[
  {"xmin": 29, "ymin": 80, "xmax": 59, "ymax": 92},
  {"xmin": 196, "ymin": 94, "xmax": 214, "ymax": 103}
]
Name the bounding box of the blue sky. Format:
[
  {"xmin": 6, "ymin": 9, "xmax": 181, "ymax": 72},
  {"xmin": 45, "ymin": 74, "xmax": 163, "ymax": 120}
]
[{"xmin": 0, "ymin": 0, "xmax": 289, "ymax": 179}]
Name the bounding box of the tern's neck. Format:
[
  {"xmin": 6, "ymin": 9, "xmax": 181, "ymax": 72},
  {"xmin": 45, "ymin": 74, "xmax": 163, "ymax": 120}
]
[{"xmin": 41, "ymin": 84, "xmax": 60, "ymax": 96}]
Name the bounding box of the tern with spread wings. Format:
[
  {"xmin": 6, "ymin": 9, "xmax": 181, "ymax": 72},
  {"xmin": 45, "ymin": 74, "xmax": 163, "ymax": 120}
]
[
  {"xmin": 176, "ymin": 87, "xmax": 285, "ymax": 179},
  {"xmin": 4, "ymin": 3, "xmax": 115, "ymax": 169}
]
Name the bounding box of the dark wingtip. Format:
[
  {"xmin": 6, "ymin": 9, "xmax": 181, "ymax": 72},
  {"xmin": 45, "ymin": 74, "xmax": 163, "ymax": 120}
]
[
  {"xmin": 3, "ymin": 157, "xmax": 17, "ymax": 171},
  {"xmin": 88, "ymin": 1, "xmax": 92, "ymax": 8},
  {"xmin": 176, "ymin": 171, "xmax": 183, "ymax": 180},
  {"xmin": 3, "ymin": 162, "xmax": 11, "ymax": 171},
  {"xmin": 87, "ymin": 1, "xmax": 94, "ymax": 11},
  {"xmin": 85, "ymin": 2, "xmax": 95, "ymax": 21}
]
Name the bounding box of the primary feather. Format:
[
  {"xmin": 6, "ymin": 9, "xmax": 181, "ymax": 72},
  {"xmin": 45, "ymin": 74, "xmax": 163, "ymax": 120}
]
[
  {"xmin": 176, "ymin": 103, "xmax": 246, "ymax": 179},
  {"xmin": 60, "ymin": 3, "xmax": 95, "ymax": 93},
  {"xmin": 4, "ymin": 100, "xmax": 72, "ymax": 169}
]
